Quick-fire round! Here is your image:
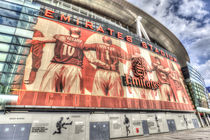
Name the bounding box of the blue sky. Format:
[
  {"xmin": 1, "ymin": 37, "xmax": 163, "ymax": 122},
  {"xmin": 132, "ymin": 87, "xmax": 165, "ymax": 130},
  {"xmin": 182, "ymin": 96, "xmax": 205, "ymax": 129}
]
[{"xmin": 127, "ymin": 0, "xmax": 210, "ymax": 87}]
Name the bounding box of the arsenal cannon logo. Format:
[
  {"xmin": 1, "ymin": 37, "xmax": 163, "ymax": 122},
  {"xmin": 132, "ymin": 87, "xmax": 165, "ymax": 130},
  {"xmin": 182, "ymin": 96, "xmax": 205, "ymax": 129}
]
[
  {"xmin": 121, "ymin": 55, "xmax": 160, "ymax": 90},
  {"xmin": 131, "ymin": 57, "xmax": 147, "ymax": 79}
]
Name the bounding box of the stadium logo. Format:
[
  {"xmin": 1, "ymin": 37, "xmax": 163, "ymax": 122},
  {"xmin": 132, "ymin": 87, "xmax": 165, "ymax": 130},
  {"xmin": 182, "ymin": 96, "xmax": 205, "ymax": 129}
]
[
  {"xmin": 121, "ymin": 57, "xmax": 160, "ymax": 90},
  {"xmin": 132, "ymin": 57, "xmax": 147, "ymax": 79}
]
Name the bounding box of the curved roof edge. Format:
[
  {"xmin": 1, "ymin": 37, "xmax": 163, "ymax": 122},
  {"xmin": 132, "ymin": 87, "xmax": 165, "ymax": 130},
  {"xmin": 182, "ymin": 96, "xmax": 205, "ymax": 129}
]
[{"xmin": 65, "ymin": 0, "xmax": 190, "ymax": 67}]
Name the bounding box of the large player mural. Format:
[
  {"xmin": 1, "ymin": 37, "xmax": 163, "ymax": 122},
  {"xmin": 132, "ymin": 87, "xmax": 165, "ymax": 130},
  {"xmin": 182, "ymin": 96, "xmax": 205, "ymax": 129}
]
[{"xmin": 11, "ymin": 17, "xmax": 194, "ymax": 111}]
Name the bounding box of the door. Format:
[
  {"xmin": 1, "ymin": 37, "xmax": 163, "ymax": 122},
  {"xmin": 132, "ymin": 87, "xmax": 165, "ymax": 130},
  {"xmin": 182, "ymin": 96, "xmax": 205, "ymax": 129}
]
[
  {"xmin": 90, "ymin": 122, "xmax": 110, "ymax": 140},
  {"xmin": 0, "ymin": 123, "xmax": 31, "ymax": 140},
  {"xmin": 192, "ymin": 119, "xmax": 199, "ymax": 128},
  {"xmin": 142, "ymin": 120, "xmax": 149, "ymax": 135},
  {"xmin": 167, "ymin": 119, "xmax": 176, "ymax": 132}
]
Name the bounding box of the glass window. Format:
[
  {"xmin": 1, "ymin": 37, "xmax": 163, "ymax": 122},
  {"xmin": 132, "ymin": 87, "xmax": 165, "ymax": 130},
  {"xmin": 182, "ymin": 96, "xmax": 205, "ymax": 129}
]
[
  {"xmin": 24, "ymin": 1, "xmax": 40, "ymax": 10},
  {"xmin": 19, "ymin": 13, "xmax": 37, "ymax": 23},
  {"xmin": 0, "ymin": 34, "xmax": 13, "ymax": 43},
  {"xmin": 6, "ymin": 54, "xmax": 20, "ymax": 64},
  {"xmin": 19, "ymin": 46, "xmax": 30, "ymax": 55},
  {"xmin": 4, "ymin": 0, "xmax": 24, "ymax": 5},
  {"xmin": 0, "ymin": 16, "xmax": 18, "ymax": 27},
  {"xmin": 22, "ymin": 6, "xmax": 39, "ymax": 16},
  {"xmin": 0, "ymin": 24, "xmax": 16, "ymax": 34},
  {"xmin": 18, "ymin": 55, "xmax": 27, "ymax": 64},
  {"xmin": 10, "ymin": 45, "xmax": 30, "ymax": 55},
  {"xmin": 12, "ymin": 36, "xmax": 28, "ymax": 46},
  {"xmin": 5, "ymin": 54, "xmax": 17, "ymax": 63},
  {"xmin": 0, "ymin": 1, "xmax": 22, "ymax": 12},
  {"xmin": 0, "ymin": 53, "xmax": 8, "ymax": 62},
  {"xmin": 2, "ymin": 63, "xmax": 14, "ymax": 73},
  {"xmin": 0, "ymin": 62, "xmax": 4, "ymax": 71},
  {"xmin": 0, "ymin": 73, "xmax": 15, "ymax": 84},
  {"xmin": 15, "ymin": 28, "xmax": 34, "ymax": 38},
  {"xmin": 17, "ymin": 21, "xmax": 35, "ymax": 30},
  {"xmin": 0, "ymin": 8, "xmax": 20, "ymax": 19},
  {"xmin": 0, "ymin": 43, "xmax": 10, "ymax": 52},
  {"xmin": 3, "ymin": 63, "xmax": 24, "ymax": 74},
  {"xmin": 14, "ymin": 64, "xmax": 25, "ymax": 74},
  {"xmin": 6, "ymin": 54, "xmax": 27, "ymax": 64}
]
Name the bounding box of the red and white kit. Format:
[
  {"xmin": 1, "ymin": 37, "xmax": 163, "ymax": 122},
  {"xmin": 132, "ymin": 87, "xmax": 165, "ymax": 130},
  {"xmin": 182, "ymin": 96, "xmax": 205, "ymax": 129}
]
[
  {"xmin": 152, "ymin": 57, "xmax": 177, "ymax": 102},
  {"xmin": 169, "ymin": 63, "xmax": 187, "ymax": 103},
  {"xmin": 29, "ymin": 28, "xmax": 84, "ymax": 94},
  {"xmin": 83, "ymin": 36, "xmax": 131, "ymax": 97}
]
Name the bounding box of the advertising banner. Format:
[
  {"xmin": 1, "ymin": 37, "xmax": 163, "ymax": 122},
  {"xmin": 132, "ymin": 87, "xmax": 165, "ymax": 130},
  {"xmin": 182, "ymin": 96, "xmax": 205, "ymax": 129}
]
[{"xmin": 10, "ymin": 17, "xmax": 194, "ymax": 111}]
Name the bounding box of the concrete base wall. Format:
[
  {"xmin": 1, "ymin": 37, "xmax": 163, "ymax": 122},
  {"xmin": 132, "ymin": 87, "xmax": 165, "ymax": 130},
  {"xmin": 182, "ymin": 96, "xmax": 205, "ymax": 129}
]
[{"xmin": 0, "ymin": 111, "xmax": 200, "ymax": 140}]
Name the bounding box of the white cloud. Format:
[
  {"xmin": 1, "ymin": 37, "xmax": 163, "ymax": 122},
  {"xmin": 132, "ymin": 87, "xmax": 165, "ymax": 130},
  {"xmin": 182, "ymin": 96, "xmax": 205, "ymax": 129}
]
[
  {"xmin": 127, "ymin": 0, "xmax": 210, "ymax": 86},
  {"xmin": 178, "ymin": 0, "xmax": 208, "ymax": 19}
]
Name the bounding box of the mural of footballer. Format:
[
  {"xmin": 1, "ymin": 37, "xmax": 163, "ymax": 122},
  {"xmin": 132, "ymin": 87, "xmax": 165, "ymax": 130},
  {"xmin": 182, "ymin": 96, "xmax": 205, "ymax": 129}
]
[
  {"xmin": 62, "ymin": 36, "xmax": 135, "ymax": 97},
  {"xmin": 25, "ymin": 27, "xmax": 109, "ymax": 94},
  {"xmin": 168, "ymin": 62, "xmax": 188, "ymax": 103},
  {"xmin": 151, "ymin": 56, "xmax": 178, "ymax": 102},
  {"xmin": 84, "ymin": 36, "xmax": 133, "ymax": 97}
]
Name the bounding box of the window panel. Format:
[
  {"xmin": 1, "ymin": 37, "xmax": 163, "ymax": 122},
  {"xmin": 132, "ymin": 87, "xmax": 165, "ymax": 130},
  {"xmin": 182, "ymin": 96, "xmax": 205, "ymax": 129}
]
[
  {"xmin": 0, "ymin": 8, "xmax": 20, "ymax": 19},
  {"xmin": 4, "ymin": 0, "xmax": 24, "ymax": 5},
  {"xmin": 0, "ymin": 63, "xmax": 4, "ymax": 71},
  {"xmin": 15, "ymin": 28, "xmax": 34, "ymax": 38},
  {"xmin": 3, "ymin": 63, "xmax": 25, "ymax": 74},
  {"xmin": 6, "ymin": 54, "xmax": 27, "ymax": 64},
  {"xmin": 17, "ymin": 20, "xmax": 35, "ymax": 30},
  {"xmin": 20, "ymin": 46, "xmax": 30, "ymax": 55},
  {"xmin": 10, "ymin": 45, "xmax": 30, "ymax": 55},
  {"xmin": 22, "ymin": 7, "xmax": 39, "ymax": 16},
  {"xmin": 0, "ymin": 73, "xmax": 15, "ymax": 84},
  {"xmin": 0, "ymin": 1, "xmax": 22, "ymax": 12},
  {"xmin": 0, "ymin": 34, "xmax": 13, "ymax": 43},
  {"xmin": 24, "ymin": 1, "xmax": 40, "ymax": 10},
  {"xmin": 0, "ymin": 43, "xmax": 10, "ymax": 52},
  {"xmin": 0, "ymin": 16, "xmax": 18, "ymax": 27},
  {"xmin": 2, "ymin": 63, "xmax": 14, "ymax": 73},
  {"xmin": 14, "ymin": 64, "xmax": 25, "ymax": 74},
  {"xmin": 17, "ymin": 55, "xmax": 27, "ymax": 64},
  {"xmin": 12, "ymin": 36, "xmax": 28, "ymax": 46},
  {"xmin": 5, "ymin": 54, "xmax": 17, "ymax": 63},
  {"xmin": 0, "ymin": 85, "xmax": 12, "ymax": 93},
  {"xmin": 0, "ymin": 25, "xmax": 16, "ymax": 34},
  {"xmin": 8, "ymin": 45, "xmax": 18, "ymax": 54},
  {"xmin": 19, "ymin": 13, "xmax": 37, "ymax": 23}
]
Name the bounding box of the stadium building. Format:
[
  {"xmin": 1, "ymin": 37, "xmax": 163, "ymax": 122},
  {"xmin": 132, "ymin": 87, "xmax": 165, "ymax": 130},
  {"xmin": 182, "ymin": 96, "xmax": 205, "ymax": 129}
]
[
  {"xmin": 0, "ymin": 0, "xmax": 201, "ymax": 139},
  {"xmin": 182, "ymin": 62, "xmax": 210, "ymax": 127}
]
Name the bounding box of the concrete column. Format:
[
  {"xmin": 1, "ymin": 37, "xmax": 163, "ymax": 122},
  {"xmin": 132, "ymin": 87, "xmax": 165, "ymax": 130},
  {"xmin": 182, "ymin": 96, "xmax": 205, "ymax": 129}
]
[
  {"xmin": 196, "ymin": 112, "xmax": 204, "ymax": 127},
  {"xmin": 204, "ymin": 113, "xmax": 210, "ymax": 126},
  {"xmin": 207, "ymin": 114, "xmax": 210, "ymax": 125}
]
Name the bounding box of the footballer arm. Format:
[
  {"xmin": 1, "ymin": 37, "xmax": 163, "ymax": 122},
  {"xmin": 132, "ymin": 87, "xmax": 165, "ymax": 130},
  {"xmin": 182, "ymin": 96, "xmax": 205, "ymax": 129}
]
[
  {"xmin": 26, "ymin": 36, "xmax": 56, "ymax": 45},
  {"xmin": 87, "ymin": 57, "xmax": 110, "ymax": 70}
]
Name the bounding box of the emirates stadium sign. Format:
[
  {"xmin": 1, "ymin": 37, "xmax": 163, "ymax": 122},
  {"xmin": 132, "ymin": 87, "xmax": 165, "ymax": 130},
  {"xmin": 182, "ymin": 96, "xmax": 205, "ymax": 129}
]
[{"xmin": 41, "ymin": 9, "xmax": 177, "ymax": 63}]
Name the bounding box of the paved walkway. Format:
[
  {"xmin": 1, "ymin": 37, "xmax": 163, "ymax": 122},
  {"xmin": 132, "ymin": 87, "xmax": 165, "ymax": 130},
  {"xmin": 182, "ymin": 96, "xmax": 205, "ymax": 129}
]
[{"xmin": 112, "ymin": 127, "xmax": 210, "ymax": 140}]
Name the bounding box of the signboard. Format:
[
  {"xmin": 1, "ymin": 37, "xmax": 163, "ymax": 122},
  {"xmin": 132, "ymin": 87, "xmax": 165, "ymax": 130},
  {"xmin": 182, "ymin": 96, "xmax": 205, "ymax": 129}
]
[{"xmin": 9, "ymin": 10, "xmax": 194, "ymax": 111}]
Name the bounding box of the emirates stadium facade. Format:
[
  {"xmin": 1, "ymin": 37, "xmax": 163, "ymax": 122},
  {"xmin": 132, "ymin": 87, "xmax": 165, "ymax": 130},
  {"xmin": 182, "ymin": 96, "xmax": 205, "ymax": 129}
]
[{"xmin": 0, "ymin": 0, "xmax": 201, "ymax": 139}]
